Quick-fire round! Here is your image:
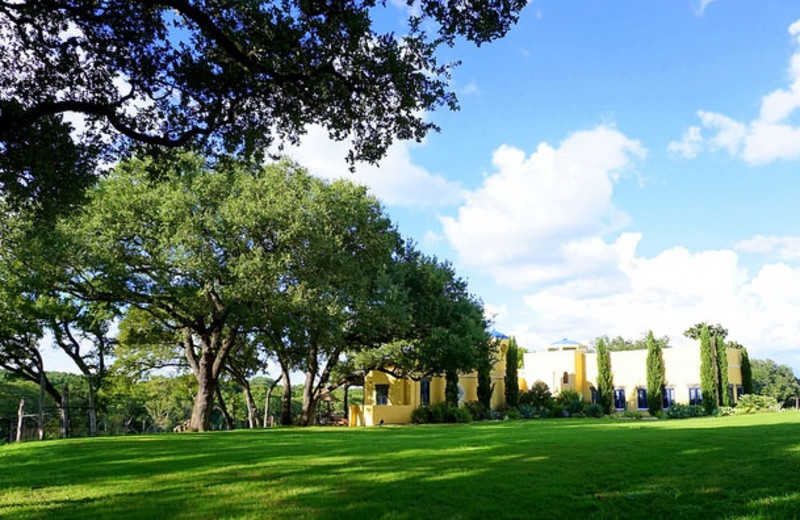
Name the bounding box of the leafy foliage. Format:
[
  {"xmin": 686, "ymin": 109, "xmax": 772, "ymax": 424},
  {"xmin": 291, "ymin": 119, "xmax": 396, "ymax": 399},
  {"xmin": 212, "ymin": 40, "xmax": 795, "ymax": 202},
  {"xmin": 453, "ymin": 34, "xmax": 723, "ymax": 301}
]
[
  {"xmin": 413, "ymin": 402, "xmax": 472, "ymax": 424},
  {"xmin": 684, "ymin": 322, "xmax": 728, "ymax": 341},
  {"xmin": 519, "ymin": 381, "xmax": 552, "ymax": 409},
  {"xmin": 664, "ymin": 404, "xmax": 706, "ymax": 419},
  {"xmin": 716, "ymin": 337, "xmax": 731, "ymax": 407},
  {"xmin": 750, "ymin": 359, "xmax": 800, "ymax": 407},
  {"xmin": 555, "ymin": 389, "xmax": 584, "ymax": 416},
  {"xmin": 645, "ymin": 330, "xmax": 664, "ymax": 416},
  {"xmin": 596, "ymin": 337, "xmax": 613, "ymax": 415},
  {"xmin": 740, "ymin": 347, "xmax": 754, "ymax": 395},
  {"xmin": 0, "ymin": 0, "xmax": 526, "ymax": 210},
  {"xmin": 585, "ymin": 403, "xmax": 604, "ymax": 418},
  {"xmin": 504, "ymin": 337, "xmax": 519, "ymax": 408},
  {"xmin": 476, "ymin": 339, "xmax": 497, "ymax": 409},
  {"xmin": 699, "ymin": 325, "xmax": 717, "ymax": 414},
  {"xmin": 463, "ymin": 400, "xmax": 488, "ymax": 421},
  {"xmin": 48, "ymin": 155, "xmax": 402, "ymax": 430},
  {"xmin": 598, "ymin": 334, "xmax": 670, "ymax": 351},
  {"xmin": 518, "ymin": 404, "xmax": 537, "ymax": 419},
  {"xmin": 734, "ymin": 394, "xmax": 782, "ymax": 414}
]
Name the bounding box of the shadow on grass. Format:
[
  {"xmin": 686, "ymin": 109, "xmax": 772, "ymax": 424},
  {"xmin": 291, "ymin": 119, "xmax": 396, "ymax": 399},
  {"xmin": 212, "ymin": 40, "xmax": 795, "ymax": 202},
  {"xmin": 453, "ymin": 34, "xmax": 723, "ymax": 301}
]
[{"xmin": 1, "ymin": 413, "xmax": 799, "ymax": 519}]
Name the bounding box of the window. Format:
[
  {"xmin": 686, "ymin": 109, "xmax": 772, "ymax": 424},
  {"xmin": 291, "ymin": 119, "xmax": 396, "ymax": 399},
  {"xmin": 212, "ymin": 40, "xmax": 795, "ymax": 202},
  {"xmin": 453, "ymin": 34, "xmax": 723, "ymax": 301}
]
[
  {"xmin": 420, "ymin": 379, "xmax": 430, "ymax": 406},
  {"xmin": 736, "ymin": 385, "xmax": 744, "ymax": 399},
  {"xmin": 375, "ymin": 384, "xmax": 389, "ymax": 405},
  {"xmin": 689, "ymin": 386, "xmax": 702, "ymax": 406},
  {"xmin": 614, "ymin": 388, "xmax": 626, "ymax": 410},
  {"xmin": 662, "ymin": 386, "xmax": 675, "ymax": 409},
  {"xmin": 637, "ymin": 388, "xmax": 647, "ymax": 410},
  {"xmin": 562, "ymin": 372, "xmax": 569, "ymax": 385},
  {"xmin": 590, "ymin": 386, "xmax": 598, "ymax": 404}
]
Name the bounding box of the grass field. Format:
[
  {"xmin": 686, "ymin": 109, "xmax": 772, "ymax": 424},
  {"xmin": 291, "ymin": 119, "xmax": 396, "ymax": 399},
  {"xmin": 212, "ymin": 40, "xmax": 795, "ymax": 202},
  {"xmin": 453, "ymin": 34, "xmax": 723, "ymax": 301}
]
[{"xmin": 1, "ymin": 412, "xmax": 799, "ymax": 519}]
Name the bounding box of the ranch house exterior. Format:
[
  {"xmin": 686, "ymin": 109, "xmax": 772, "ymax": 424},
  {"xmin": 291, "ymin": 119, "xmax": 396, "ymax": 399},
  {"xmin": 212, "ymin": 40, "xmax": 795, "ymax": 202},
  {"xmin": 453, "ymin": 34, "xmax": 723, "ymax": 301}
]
[{"xmin": 519, "ymin": 339, "xmax": 745, "ymax": 412}]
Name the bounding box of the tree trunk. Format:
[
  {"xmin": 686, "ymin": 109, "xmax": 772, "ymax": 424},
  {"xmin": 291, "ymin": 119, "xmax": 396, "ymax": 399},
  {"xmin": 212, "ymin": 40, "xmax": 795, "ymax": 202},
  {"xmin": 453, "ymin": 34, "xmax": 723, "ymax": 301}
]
[
  {"xmin": 241, "ymin": 379, "xmax": 259, "ymax": 429},
  {"xmin": 300, "ymin": 370, "xmax": 318, "ymax": 426},
  {"xmin": 189, "ymin": 355, "xmax": 217, "ymax": 431},
  {"xmin": 16, "ymin": 398, "xmax": 25, "ymax": 442},
  {"xmin": 38, "ymin": 370, "xmax": 45, "ymax": 441},
  {"xmin": 86, "ymin": 377, "xmax": 97, "ymax": 436},
  {"xmin": 184, "ymin": 327, "xmax": 238, "ymax": 432},
  {"xmin": 61, "ymin": 384, "xmax": 70, "ymax": 438},
  {"xmin": 60, "ymin": 385, "xmax": 72, "ymax": 439},
  {"xmin": 343, "ymin": 384, "xmax": 349, "ymax": 420},
  {"xmin": 215, "ymin": 385, "xmax": 235, "ymax": 430},
  {"xmin": 263, "ymin": 379, "xmax": 278, "ymax": 428},
  {"xmin": 280, "ymin": 365, "xmax": 293, "ymax": 426}
]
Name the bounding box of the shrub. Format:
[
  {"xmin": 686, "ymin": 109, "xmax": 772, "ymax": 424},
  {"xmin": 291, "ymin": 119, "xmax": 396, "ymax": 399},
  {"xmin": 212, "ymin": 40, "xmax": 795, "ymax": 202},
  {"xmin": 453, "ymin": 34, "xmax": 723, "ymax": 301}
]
[
  {"xmin": 520, "ymin": 381, "xmax": 553, "ymax": 409},
  {"xmin": 585, "ymin": 403, "xmax": 604, "ymax": 418},
  {"xmin": 415, "ymin": 402, "xmax": 474, "ymax": 424},
  {"xmin": 505, "ymin": 407, "xmax": 521, "ymax": 420},
  {"xmin": 487, "ymin": 409, "xmax": 505, "ymax": 420},
  {"xmin": 622, "ymin": 410, "xmax": 643, "ymax": 420},
  {"xmin": 664, "ymin": 404, "xmax": 706, "ymax": 419},
  {"xmin": 464, "ymin": 401, "xmax": 487, "ymax": 421},
  {"xmin": 716, "ymin": 406, "xmax": 735, "ymax": 416},
  {"xmin": 735, "ymin": 394, "xmax": 781, "ymax": 414},
  {"xmin": 556, "ymin": 389, "xmax": 585, "ymax": 415},
  {"xmin": 548, "ymin": 403, "xmax": 566, "ymax": 418},
  {"xmin": 518, "ymin": 404, "xmax": 537, "ymax": 419},
  {"xmin": 411, "ymin": 406, "xmax": 432, "ymax": 424},
  {"xmin": 428, "ymin": 402, "xmax": 451, "ymax": 423},
  {"xmin": 453, "ymin": 407, "xmax": 473, "ymax": 423}
]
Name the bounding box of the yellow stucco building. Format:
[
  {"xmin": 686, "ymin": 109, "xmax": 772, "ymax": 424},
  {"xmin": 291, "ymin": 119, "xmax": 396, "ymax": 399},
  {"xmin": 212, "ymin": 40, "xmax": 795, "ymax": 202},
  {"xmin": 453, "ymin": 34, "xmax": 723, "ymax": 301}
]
[
  {"xmin": 520, "ymin": 338, "xmax": 744, "ymax": 413},
  {"xmin": 350, "ymin": 333, "xmax": 510, "ymax": 426}
]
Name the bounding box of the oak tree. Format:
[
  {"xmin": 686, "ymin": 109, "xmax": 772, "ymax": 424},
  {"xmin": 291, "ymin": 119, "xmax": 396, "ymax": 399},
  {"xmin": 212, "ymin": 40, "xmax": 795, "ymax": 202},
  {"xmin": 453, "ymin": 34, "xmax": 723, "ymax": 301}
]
[{"xmin": 0, "ymin": 0, "xmax": 526, "ymax": 210}]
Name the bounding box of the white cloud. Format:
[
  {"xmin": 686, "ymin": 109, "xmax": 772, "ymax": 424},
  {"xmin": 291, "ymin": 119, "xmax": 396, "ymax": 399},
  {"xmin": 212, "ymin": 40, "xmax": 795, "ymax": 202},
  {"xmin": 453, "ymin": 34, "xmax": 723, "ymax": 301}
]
[
  {"xmin": 421, "ymin": 230, "xmax": 444, "ymax": 248},
  {"xmin": 513, "ymin": 239, "xmax": 800, "ymax": 366},
  {"xmin": 671, "ymin": 18, "xmax": 800, "ymax": 165},
  {"xmin": 734, "ymin": 235, "xmax": 800, "ymax": 260},
  {"xmin": 460, "ymin": 80, "xmax": 480, "ymax": 96},
  {"xmin": 484, "ymin": 303, "xmax": 509, "ymax": 323},
  {"xmin": 667, "ymin": 125, "xmax": 703, "ymax": 158},
  {"xmin": 283, "ymin": 125, "xmax": 464, "ymax": 208},
  {"xmin": 441, "ymin": 126, "xmax": 645, "ymax": 288},
  {"xmin": 692, "ymin": 0, "xmax": 717, "ymax": 16}
]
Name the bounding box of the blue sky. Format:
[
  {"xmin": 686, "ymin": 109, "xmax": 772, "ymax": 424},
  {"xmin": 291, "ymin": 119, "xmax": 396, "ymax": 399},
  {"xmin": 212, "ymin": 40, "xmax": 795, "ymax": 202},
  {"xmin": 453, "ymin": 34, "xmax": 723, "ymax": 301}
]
[{"xmin": 288, "ymin": 0, "xmax": 800, "ymax": 373}]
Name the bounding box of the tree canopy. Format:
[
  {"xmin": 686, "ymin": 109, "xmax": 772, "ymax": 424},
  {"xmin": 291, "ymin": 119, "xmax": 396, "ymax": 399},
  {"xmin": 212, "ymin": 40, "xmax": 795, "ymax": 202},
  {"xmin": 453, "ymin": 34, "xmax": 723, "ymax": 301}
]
[
  {"xmin": 349, "ymin": 247, "xmax": 489, "ymax": 401},
  {"xmin": 0, "ymin": 0, "xmax": 526, "ymax": 211},
  {"xmin": 596, "ymin": 334, "xmax": 671, "ymax": 352},
  {"xmin": 684, "ymin": 322, "xmax": 728, "ymax": 341},
  {"xmin": 750, "ymin": 359, "xmax": 800, "ymax": 407}
]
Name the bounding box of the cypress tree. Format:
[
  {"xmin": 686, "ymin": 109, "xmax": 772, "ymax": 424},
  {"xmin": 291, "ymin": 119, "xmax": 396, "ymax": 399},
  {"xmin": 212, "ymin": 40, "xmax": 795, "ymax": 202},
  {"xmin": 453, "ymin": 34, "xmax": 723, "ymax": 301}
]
[
  {"xmin": 445, "ymin": 369, "xmax": 459, "ymax": 406},
  {"xmin": 477, "ymin": 338, "xmax": 496, "ymax": 409},
  {"xmin": 596, "ymin": 337, "xmax": 614, "ymax": 415},
  {"xmin": 504, "ymin": 337, "xmax": 519, "ymax": 408},
  {"xmin": 741, "ymin": 347, "xmax": 753, "ymax": 395},
  {"xmin": 645, "ymin": 330, "xmax": 664, "ymax": 416},
  {"xmin": 716, "ymin": 336, "xmax": 731, "ymax": 406},
  {"xmin": 699, "ymin": 325, "xmax": 717, "ymax": 414}
]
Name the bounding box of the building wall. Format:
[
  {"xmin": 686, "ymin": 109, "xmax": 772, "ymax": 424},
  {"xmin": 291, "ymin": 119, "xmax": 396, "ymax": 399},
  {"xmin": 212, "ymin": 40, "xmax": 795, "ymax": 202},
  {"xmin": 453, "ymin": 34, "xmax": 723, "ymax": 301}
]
[
  {"xmin": 520, "ymin": 349, "xmax": 582, "ymax": 395},
  {"xmin": 521, "ymin": 342, "xmax": 745, "ymax": 413},
  {"xmin": 352, "ymin": 338, "xmax": 510, "ymax": 426}
]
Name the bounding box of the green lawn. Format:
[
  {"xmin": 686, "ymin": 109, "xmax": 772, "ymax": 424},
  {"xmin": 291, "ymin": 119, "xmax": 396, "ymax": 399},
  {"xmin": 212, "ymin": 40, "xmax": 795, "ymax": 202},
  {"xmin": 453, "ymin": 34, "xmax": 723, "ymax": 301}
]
[{"xmin": 2, "ymin": 413, "xmax": 799, "ymax": 519}]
